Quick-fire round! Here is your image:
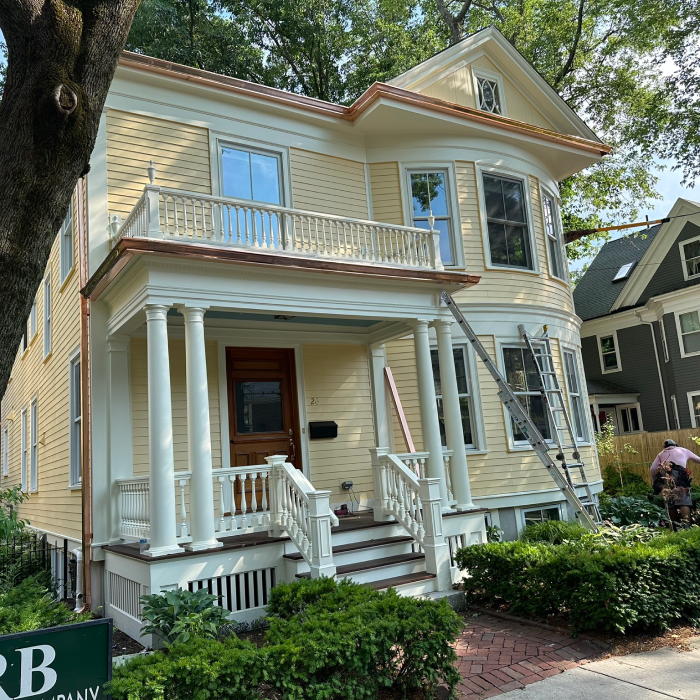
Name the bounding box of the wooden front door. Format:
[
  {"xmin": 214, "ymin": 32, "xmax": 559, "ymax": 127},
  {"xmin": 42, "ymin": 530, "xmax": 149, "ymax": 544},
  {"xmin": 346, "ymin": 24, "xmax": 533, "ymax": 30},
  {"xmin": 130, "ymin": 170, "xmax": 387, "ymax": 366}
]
[{"xmin": 227, "ymin": 347, "xmax": 301, "ymax": 470}]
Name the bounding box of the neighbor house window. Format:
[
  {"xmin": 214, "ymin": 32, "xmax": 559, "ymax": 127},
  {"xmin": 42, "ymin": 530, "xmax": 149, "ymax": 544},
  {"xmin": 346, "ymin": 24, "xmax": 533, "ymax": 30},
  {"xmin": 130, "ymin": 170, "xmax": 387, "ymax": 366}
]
[
  {"xmin": 617, "ymin": 403, "xmax": 642, "ymax": 434},
  {"xmin": 523, "ymin": 505, "xmax": 560, "ymax": 527},
  {"xmin": 409, "ymin": 170, "xmax": 455, "ymax": 266},
  {"xmin": 430, "ymin": 346, "xmax": 474, "ymax": 448},
  {"xmin": 563, "ymin": 350, "xmax": 587, "ymax": 442},
  {"xmin": 543, "ymin": 192, "xmax": 565, "ymax": 279},
  {"xmin": 598, "ymin": 334, "xmax": 620, "ymax": 372},
  {"xmin": 30, "ymin": 398, "xmax": 37, "ymax": 492},
  {"xmin": 678, "ymin": 310, "xmax": 700, "ymax": 355},
  {"xmin": 671, "ymin": 395, "xmax": 680, "ymax": 429},
  {"xmin": 69, "ymin": 355, "xmax": 82, "ymax": 486},
  {"xmin": 21, "ymin": 408, "xmax": 27, "ymax": 491},
  {"xmin": 689, "ymin": 392, "xmax": 700, "ymax": 428},
  {"xmin": 503, "ymin": 346, "xmax": 551, "ymax": 443},
  {"xmin": 43, "ymin": 273, "xmax": 52, "ymax": 358},
  {"xmin": 681, "ymin": 236, "xmax": 700, "ymax": 280},
  {"xmin": 475, "ymin": 76, "xmax": 502, "ymax": 114},
  {"xmin": 2, "ymin": 427, "xmax": 8, "ymax": 477},
  {"xmin": 659, "ymin": 318, "xmax": 669, "ymax": 362},
  {"xmin": 60, "ymin": 200, "xmax": 74, "ymax": 282},
  {"xmin": 483, "ymin": 174, "xmax": 532, "ymax": 269},
  {"xmin": 29, "ymin": 298, "xmax": 37, "ymax": 340}
]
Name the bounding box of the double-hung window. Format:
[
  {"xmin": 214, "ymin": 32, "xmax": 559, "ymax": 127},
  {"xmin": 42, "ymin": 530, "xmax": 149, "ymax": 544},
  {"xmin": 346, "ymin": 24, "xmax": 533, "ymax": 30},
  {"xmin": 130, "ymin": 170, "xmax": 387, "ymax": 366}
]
[
  {"xmin": 503, "ymin": 346, "xmax": 551, "ymax": 444},
  {"xmin": 2, "ymin": 427, "xmax": 8, "ymax": 477},
  {"xmin": 30, "ymin": 398, "xmax": 38, "ymax": 492},
  {"xmin": 60, "ymin": 200, "xmax": 74, "ymax": 282},
  {"xmin": 409, "ymin": 171, "xmax": 455, "ymax": 266},
  {"xmin": 681, "ymin": 236, "xmax": 700, "ymax": 280},
  {"xmin": 430, "ymin": 346, "xmax": 474, "ymax": 448},
  {"xmin": 563, "ymin": 350, "xmax": 587, "ymax": 442},
  {"xmin": 598, "ymin": 334, "xmax": 620, "ymax": 372},
  {"xmin": 69, "ymin": 355, "xmax": 82, "ymax": 486},
  {"xmin": 542, "ymin": 192, "xmax": 565, "ymax": 279},
  {"xmin": 483, "ymin": 174, "xmax": 532, "ymax": 269},
  {"xmin": 21, "ymin": 408, "xmax": 27, "ymax": 491},
  {"xmin": 689, "ymin": 392, "xmax": 700, "ymax": 428},
  {"xmin": 220, "ymin": 144, "xmax": 283, "ymax": 246},
  {"xmin": 678, "ymin": 310, "xmax": 700, "ymax": 356},
  {"xmin": 29, "ymin": 298, "xmax": 37, "ymax": 340},
  {"xmin": 43, "ymin": 273, "xmax": 51, "ymax": 358}
]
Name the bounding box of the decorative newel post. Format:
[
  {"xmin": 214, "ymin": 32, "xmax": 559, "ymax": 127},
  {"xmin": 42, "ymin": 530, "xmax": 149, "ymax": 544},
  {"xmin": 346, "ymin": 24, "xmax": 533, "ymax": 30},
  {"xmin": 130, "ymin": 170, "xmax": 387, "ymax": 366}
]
[
  {"xmin": 307, "ymin": 490, "xmax": 336, "ymax": 578},
  {"xmin": 418, "ymin": 477, "xmax": 452, "ymax": 590},
  {"xmin": 145, "ymin": 160, "xmax": 162, "ymax": 238},
  {"xmin": 428, "ymin": 212, "xmax": 444, "ymax": 271},
  {"xmin": 370, "ymin": 447, "xmax": 391, "ymax": 521},
  {"xmin": 266, "ymin": 455, "xmax": 287, "ymax": 537}
]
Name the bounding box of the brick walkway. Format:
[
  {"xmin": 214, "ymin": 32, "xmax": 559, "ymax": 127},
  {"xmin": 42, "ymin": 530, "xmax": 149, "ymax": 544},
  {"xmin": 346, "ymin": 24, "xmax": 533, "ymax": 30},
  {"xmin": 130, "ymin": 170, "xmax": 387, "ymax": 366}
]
[{"xmin": 453, "ymin": 613, "xmax": 604, "ymax": 698}]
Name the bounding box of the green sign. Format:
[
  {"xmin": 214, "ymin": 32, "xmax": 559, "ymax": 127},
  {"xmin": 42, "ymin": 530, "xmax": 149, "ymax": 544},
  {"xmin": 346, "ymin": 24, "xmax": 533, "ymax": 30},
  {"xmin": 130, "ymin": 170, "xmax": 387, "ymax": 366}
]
[{"xmin": 0, "ymin": 618, "xmax": 112, "ymax": 700}]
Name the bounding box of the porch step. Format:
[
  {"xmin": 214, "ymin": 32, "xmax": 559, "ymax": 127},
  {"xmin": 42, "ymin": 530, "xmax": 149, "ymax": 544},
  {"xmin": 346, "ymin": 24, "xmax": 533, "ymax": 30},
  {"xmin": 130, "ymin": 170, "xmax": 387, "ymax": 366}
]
[
  {"xmin": 368, "ymin": 572, "xmax": 436, "ymax": 591},
  {"xmin": 283, "ymin": 535, "xmax": 414, "ymax": 561},
  {"xmin": 297, "ymin": 552, "xmax": 426, "ymax": 586}
]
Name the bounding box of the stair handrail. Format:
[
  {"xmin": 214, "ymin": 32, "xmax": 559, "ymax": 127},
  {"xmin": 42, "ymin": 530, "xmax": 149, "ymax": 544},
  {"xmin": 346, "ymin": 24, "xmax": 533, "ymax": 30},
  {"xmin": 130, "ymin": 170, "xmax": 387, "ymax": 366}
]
[{"xmin": 266, "ymin": 455, "xmax": 336, "ymax": 578}]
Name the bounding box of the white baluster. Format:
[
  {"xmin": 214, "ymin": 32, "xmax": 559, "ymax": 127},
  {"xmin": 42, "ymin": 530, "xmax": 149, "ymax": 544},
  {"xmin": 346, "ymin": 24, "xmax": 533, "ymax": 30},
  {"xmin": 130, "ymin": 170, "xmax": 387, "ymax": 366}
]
[
  {"xmin": 239, "ymin": 473, "xmax": 248, "ymax": 529},
  {"xmin": 250, "ymin": 472, "xmax": 259, "ymax": 526},
  {"xmin": 261, "ymin": 470, "xmax": 270, "ymax": 528},
  {"xmin": 218, "ymin": 476, "xmax": 227, "ymax": 533}
]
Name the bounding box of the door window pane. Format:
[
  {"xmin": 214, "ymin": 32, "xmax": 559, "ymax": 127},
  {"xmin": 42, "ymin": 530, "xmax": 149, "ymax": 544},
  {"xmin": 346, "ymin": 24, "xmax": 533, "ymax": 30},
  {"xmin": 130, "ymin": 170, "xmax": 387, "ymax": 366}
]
[
  {"xmin": 235, "ymin": 381, "xmax": 283, "ymax": 433},
  {"xmin": 409, "ymin": 171, "xmax": 454, "ymax": 265}
]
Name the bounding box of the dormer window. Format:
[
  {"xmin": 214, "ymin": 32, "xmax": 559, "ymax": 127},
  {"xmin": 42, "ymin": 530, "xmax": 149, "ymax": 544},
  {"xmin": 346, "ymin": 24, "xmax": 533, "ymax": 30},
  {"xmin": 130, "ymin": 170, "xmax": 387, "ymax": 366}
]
[
  {"xmin": 477, "ymin": 77, "xmax": 502, "ymax": 114},
  {"xmin": 613, "ymin": 262, "xmax": 635, "ymax": 282}
]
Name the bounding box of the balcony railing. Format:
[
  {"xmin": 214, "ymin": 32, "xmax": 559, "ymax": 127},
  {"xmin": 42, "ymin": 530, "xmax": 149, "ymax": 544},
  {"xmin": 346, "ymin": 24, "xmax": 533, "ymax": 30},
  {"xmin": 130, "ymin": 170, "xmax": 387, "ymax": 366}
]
[{"xmin": 109, "ymin": 162, "xmax": 444, "ymax": 271}]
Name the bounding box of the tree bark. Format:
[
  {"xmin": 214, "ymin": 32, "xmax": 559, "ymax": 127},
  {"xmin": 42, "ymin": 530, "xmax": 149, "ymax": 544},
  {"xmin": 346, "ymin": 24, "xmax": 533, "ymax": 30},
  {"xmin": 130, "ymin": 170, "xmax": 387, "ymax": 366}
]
[{"xmin": 0, "ymin": 0, "xmax": 141, "ymax": 395}]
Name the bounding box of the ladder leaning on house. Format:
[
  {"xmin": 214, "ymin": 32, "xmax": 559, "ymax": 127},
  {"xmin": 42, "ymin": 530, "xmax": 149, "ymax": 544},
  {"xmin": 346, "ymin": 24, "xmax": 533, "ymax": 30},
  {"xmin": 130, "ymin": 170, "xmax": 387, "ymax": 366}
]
[{"xmin": 440, "ymin": 291, "xmax": 600, "ymax": 531}]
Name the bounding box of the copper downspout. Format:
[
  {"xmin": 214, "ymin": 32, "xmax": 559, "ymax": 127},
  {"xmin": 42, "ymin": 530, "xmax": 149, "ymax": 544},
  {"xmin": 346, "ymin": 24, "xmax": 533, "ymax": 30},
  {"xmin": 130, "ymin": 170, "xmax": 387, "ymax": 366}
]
[{"xmin": 76, "ymin": 179, "xmax": 93, "ymax": 609}]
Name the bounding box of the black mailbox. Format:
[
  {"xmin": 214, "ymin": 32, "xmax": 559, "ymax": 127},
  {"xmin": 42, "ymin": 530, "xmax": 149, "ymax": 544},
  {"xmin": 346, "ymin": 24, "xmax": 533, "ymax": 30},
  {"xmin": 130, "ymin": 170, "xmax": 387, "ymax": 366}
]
[{"xmin": 309, "ymin": 421, "xmax": 338, "ymax": 439}]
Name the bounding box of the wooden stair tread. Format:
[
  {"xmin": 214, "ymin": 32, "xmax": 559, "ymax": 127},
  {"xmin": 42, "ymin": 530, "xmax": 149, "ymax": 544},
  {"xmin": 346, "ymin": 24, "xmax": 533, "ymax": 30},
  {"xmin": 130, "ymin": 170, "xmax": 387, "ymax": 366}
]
[
  {"xmin": 283, "ymin": 535, "xmax": 414, "ymax": 561},
  {"xmin": 367, "ymin": 572, "xmax": 436, "ymax": 590},
  {"xmin": 296, "ymin": 552, "xmax": 425, "ymax": 578}
]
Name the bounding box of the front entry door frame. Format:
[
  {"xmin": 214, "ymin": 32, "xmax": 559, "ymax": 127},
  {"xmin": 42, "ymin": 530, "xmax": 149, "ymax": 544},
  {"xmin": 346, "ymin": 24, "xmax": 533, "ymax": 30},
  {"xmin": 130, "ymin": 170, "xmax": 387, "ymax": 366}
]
[{"xmin": 218, "ymin": 340, "xmax": 311, "ymax": 479}]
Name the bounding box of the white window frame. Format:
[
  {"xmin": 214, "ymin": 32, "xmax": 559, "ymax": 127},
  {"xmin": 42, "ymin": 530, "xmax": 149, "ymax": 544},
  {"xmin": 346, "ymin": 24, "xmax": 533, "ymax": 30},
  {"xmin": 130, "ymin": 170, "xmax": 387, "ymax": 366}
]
[
  {"xmin": 541, "ymin": 188, "xmax": 567, "ymax": 281},
  {"xmin": 688, "ymin": 391, "xmax": 700, "ymax": 429},
  {"xmin": 30, "ymin": 397, "xmax": 38, "ymax": 492},
  {"xmin": 43, "ymin": 273, "xmax": 52, "ymax": 359},
  {"xmin": 562, "ymin": 347, "xmax": 589, "ymax": 444},
  {"xmin": 679, "ymin": 233, "xmax": 700, "ymax": 282},
  {"xmin": 404, "ymin": 165, "xmax": 462, "ymax": 268},
  {"xmin": 69, "ymin": 350, "xmax": 82, "ymax": 486},
  {"xmin": 671, "ymin": 395, "xmax": 680, "ymax": 429},
  {"xmin": 521, "ymin": 503, "xmax": 562, "ymax": 529},
  {"xmin": 60, "ymin": 198, "xmax": 74, "ymax": 283},
  {"xmin": 674, "ymin": 309, "xmax": 700, "ymax": 358},
  {"xmin": 21, "ymin": 407, "xmax": 27, "ymax": 492},
  {"xmin": 471, "ymin": 66, "xmax": 507, "ymax": 117},
  {"xmin": 476, "ymin": 164, "xmax": 539, "ymax": 273},
  {"xmin": 29, "ymin": 297, "xmax": 37, "ymax": 341},
  {"xmin": 597, "ymin": 330, "xmax": 621, "ymax": 374},
  {"xmin": 2, "ymin": 426, "xmax": 8, "ymax": 477},
  {"xmin": 659, "ymin": 317, "xmax": 669, "ymax": 362},
  {"xmin": 616, "ymin": 402, "xmax": 643, "ymax": 434}
]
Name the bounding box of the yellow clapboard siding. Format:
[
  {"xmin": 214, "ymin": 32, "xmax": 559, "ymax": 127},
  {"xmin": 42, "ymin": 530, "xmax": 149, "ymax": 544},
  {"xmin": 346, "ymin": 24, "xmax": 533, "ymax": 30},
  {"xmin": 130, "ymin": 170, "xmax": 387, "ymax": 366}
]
[
  {"xmin": 302, "ymin": 344, "xmax": 375, "ymax": 502},
  {"xmin": 369, "ymin": 163, "xmax": 404, "ymax": 226},
  {"xmin": 106, "ymin": 110, "xmax": 211, "ymax": 220},
  {"xmin": 0, "ymin": 188, "xmax": 83, "ymax": 541},
  {"xmin": 290, "ymin": 149, "xmax": 369, "ymax": 220}
]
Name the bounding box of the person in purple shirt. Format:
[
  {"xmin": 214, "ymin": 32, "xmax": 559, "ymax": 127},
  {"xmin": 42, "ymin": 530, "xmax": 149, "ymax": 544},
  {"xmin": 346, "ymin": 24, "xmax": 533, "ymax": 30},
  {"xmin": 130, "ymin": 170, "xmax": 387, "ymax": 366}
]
[{"xmin": 651, "ymin": 440, "xmax": 700, "ymax": 525}]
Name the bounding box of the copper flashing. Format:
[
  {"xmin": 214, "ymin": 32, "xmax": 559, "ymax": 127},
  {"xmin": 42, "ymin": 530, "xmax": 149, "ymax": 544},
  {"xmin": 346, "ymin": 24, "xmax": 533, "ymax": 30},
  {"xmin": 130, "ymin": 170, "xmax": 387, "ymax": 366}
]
[
  {"xmin": 118, "ymin": 52, "xmax": 610, "ymax": 157},
  {"xmin": 81, "ymin": 238, "xmax": 481, "ymax": 301}
]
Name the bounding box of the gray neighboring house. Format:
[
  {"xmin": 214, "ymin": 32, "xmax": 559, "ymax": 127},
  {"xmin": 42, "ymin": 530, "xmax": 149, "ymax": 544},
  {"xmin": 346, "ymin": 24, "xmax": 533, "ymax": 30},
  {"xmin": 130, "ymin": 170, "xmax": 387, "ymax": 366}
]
[{"xmin": 573, "ymin": 198, "xmax": 700, "ymax": 435}]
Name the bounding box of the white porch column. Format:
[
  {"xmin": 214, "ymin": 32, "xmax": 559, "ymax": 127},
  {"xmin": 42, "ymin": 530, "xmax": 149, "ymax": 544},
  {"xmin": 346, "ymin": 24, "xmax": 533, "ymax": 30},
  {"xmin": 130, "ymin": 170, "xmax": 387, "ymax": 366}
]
[
  {"xmin": 182, "ymin": 307, "xmax": 221, "ymax": 552},
  {"xmin": 432, "ymin": 319, "xmax": 475, "ymax": 510},
  {"xmin": 145, "ymin": 304, "xmax": 180, "ymax": 557},
  {"xmin": 369, "ymin": 344, "xmax": 391, "ymax": 448},
  {"xmin": 411, "ymin": 319, "xmax": 450, "ymax": 508}
]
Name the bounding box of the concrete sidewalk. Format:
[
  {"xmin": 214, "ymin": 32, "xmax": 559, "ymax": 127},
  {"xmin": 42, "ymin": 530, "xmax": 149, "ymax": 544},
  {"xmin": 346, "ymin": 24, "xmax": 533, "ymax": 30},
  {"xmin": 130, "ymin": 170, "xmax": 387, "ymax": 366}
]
[{"xmin": 499, "ymin": 638, "xmax": 700, "ymax": 699}]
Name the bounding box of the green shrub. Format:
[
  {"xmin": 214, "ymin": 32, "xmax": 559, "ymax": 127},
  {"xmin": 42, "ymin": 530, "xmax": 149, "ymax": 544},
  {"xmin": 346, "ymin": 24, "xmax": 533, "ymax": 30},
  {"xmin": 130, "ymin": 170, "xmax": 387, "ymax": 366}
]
[
  {"xmin": 602, "ymin": 464, "xmax": 650, "ymax": 497},
  {"xmin": 599, "ymin": 495, "xmax": 667, "ymax": 526},
  {"xmin": 140, "ymin": 588, "xmax": 231, "ymax": 645},
  {"xmin": 455, "ymin": 527, "xmax": 700, "ymax": 633},
  {"xmin": 0, "ymin": 575, "xmax": 90, "ymax": 634},
  {"xmin": 107, "ymin": 636, "xmax": 262, "ymax": 700},
  {"xmin": 521, "ymin": 520, "xmax": 587, "ymax": 544}
]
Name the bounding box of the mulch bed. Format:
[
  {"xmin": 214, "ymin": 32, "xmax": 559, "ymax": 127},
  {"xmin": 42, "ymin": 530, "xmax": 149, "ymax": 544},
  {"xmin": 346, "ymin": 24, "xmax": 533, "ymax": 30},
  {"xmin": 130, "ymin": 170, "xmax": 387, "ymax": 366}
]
[{"xmin": 113, "ymin": 628, "xmax": 146, "ymax": 657}]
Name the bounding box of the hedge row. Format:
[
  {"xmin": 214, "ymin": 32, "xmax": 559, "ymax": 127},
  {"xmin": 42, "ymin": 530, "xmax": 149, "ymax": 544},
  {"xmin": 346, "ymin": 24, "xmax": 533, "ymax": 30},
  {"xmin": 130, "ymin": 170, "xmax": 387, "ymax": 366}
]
[
  {"xmin": 108, "ymin": 578, "xmax": 463, "ymax": 700},
  {"xmin": 455, "ymin": 527, "xmax": 700, "ymax": 633}
]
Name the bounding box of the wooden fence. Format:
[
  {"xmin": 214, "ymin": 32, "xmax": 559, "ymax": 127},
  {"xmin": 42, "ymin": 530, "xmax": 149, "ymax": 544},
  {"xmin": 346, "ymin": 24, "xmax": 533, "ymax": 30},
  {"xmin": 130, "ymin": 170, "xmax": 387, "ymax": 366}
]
[{"xmin": 598, "ymin": 427, "xmax": 700, "ymax": 485}]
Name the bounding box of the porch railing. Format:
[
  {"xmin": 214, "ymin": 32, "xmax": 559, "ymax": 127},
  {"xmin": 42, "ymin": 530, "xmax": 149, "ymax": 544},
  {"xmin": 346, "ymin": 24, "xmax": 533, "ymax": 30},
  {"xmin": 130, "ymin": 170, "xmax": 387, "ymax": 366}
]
[{"xmin": 109, "ymin": 163, "xmax": 444, "ymax": 271}]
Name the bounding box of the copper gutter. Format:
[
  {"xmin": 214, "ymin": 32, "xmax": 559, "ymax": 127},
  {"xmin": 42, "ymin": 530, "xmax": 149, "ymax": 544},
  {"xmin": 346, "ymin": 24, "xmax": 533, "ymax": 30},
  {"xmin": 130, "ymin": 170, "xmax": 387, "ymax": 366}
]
[
  {"xmin": 81, "ymin": 237, "xmax": 481, "ymax": 301},
  {"xmin": 76, "ymin": 179, "xmax": 93, "ymax": 610},
  {"xmin": 118, "ymin": 52, "xmax": 610, "ymax": 157}
]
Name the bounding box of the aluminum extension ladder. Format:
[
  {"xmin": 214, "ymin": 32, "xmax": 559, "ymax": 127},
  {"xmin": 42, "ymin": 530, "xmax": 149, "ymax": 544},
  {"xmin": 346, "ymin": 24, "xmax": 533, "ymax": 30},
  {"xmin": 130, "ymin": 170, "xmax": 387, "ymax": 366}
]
[{"xmin": 440, "ymin": 291, "xmax": 599, "ymax": 531}]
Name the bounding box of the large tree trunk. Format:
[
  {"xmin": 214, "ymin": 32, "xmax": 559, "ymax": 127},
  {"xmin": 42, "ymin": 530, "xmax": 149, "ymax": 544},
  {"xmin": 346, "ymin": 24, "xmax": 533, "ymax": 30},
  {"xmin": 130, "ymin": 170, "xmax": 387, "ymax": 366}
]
[{"xmin": 0, "ymin": 0, "xmax": 141, "ymax": 395}]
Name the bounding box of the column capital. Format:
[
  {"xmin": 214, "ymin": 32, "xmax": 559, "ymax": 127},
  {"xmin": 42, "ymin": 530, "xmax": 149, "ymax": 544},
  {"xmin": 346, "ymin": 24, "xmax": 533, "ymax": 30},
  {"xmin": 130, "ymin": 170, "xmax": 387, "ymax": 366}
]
[
  {"xmin": 144, "ymin": 304, "xmax": 169, "ymax": 322},
  {"xmin": 430, "ymin": 318, "xmax": 454, "ymax": 332},
  {"xmin": 410, "ymin": 318, "xmax": 432, "ymax": 333},
  {"xmin": 176, "ymin": 304, "xmax": 210, "ymax": 317}
]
